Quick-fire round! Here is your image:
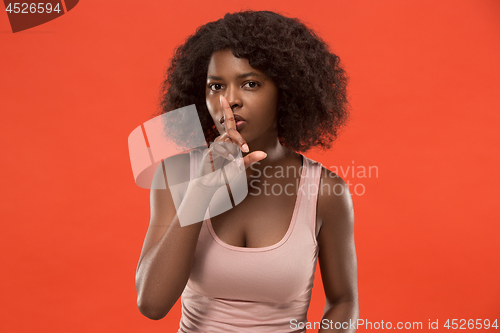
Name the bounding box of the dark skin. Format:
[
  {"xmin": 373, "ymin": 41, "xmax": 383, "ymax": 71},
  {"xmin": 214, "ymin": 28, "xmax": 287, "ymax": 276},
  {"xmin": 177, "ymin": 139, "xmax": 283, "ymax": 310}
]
[{"xmin": 136, "ymin": 49, "xmax": 358, "ymax": 331}]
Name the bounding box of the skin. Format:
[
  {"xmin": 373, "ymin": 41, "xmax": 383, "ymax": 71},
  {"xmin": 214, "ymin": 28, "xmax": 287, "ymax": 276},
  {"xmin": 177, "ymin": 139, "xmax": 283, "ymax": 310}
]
[
  {"xmin": 136, "ymin": 49, "xmax": 358, "ymax": 332},
  {"xmin": 206, "ymin": 49, "xmax": 280, "ymax": 157}
]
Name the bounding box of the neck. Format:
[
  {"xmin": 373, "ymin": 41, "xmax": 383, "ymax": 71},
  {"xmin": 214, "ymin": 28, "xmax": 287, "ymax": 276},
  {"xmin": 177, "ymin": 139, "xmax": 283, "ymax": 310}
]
[{"xmin": 243, "ymin": 129, "xmax": 297, "ymax": 172}]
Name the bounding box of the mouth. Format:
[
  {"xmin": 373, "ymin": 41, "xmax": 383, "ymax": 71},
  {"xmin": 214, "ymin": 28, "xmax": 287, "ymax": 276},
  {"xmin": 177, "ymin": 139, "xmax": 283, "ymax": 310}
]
[{"xmin": 220, "ymin": 114, "xmax": 247, "ymax": 130}]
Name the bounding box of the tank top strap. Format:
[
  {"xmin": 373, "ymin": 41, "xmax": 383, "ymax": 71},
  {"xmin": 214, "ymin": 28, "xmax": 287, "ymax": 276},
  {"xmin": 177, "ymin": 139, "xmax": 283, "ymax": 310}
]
[{"xmin": 297, "ymin": 155, "xmax": 323, "ymax": 241}]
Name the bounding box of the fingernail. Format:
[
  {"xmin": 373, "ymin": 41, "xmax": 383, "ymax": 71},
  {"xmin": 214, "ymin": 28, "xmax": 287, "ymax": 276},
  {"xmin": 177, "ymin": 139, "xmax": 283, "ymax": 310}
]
[
  {"xmin": 241, "ymin": 144, "xmax": 249, "ymax": 153},
  {"xmin": 228, "ymin": 154, "xmax": 235, "ymax": 161}
]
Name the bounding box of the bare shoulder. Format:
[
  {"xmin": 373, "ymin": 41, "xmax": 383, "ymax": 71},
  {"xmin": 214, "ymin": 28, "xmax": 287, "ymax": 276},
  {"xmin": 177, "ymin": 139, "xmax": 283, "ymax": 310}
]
[
  {"xmin": 163, "ymin": 152, "xmax": 191, "ymax": 165},
  {"xmin": 317, "ymin": 166, "xmax": 355, "ymax": 233},
  {"xmin": 149, "ymin": 152, "xmax": 191, "ymax": 221},
  {"xmin": 315, "ymin": 166, "xmax": 358, "ymax": 310},
  {"xmin": 161, "ymin": 152, "xmax": 191, "ymax": 184},
  {"xmin": 148, "ymin": 151, "xmax": 193, "ymax": 190}
]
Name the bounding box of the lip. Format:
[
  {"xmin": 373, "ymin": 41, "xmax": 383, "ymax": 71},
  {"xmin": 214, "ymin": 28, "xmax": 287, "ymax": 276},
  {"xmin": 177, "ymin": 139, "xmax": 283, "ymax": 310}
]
[
  {"xmin": 220, "ymin": 114, "xmax": 246, "ymax": 125},
  {"xmin": 235, "ymin": 120, "xmax": 246, "ymax": 131}
]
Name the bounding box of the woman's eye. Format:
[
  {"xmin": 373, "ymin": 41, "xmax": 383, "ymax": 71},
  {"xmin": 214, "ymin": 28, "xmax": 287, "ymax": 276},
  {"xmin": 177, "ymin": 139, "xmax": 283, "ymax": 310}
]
[
  {"xmin": 244, "ymin": 82, "xmax": 258, "ymax": 89},
  {"xmin": 209, "ymin": 84, "xmax": 223, "ymax": 91}
]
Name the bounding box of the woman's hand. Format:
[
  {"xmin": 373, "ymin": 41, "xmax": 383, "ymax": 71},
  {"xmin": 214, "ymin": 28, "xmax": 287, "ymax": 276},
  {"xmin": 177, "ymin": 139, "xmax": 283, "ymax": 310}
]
[
  {"xmin": 219, "ymin": 95, "xmax": 268, "ymax": 167},
  {"xmin": 193, "ymin": 95, "xmax": 267, "ymax": 190}
]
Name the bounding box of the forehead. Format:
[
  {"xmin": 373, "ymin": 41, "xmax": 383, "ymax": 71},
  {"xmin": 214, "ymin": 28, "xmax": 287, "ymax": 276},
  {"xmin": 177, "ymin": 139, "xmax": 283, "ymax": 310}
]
[{"xmin": 207, "ymin": 49, "xmax": 264, "ymax": 77}]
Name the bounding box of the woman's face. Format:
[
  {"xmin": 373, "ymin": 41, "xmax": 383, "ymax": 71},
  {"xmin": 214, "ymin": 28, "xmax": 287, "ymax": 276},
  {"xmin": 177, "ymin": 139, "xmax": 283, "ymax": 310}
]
[{"xmin": 206, "ymin": 49, "xmax": 279, "ymax": 144}]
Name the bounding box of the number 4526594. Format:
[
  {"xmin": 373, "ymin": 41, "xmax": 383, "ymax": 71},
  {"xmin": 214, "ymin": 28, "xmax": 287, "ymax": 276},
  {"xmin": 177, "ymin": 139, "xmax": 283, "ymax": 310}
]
[
  {"xmin": 5, "ymin": 3, "xmax": 61, "ymax": 14},
  {"xmin": 444, "ymin": 319, "xmax": 498, "ymax": 329}
]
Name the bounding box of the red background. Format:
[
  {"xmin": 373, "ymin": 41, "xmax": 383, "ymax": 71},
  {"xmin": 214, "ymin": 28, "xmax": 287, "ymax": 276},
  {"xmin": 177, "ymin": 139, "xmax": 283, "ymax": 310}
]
[{"xmin": 1, "ymin": 0, "xmax": 499, "ymax": 332}]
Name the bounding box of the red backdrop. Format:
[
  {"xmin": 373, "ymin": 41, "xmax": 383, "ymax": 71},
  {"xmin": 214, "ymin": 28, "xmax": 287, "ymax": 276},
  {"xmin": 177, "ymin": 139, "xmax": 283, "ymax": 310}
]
[{"xmin": 1, "ymin": 0, "xmax": 499, "ymax": 332}]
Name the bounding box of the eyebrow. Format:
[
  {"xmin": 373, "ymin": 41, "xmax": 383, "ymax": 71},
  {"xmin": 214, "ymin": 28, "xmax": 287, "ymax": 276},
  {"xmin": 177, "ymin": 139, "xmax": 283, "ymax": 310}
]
[{"xmin": 207, "ymin": 72, "xmax": 262, "ymax": 80}]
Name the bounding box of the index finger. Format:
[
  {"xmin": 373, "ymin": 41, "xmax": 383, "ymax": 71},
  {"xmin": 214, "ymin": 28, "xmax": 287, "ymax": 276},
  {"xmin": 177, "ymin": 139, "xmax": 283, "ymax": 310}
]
[{"xmin": 220, "ymin": 95, "xmax": 249, "ymax": 153}]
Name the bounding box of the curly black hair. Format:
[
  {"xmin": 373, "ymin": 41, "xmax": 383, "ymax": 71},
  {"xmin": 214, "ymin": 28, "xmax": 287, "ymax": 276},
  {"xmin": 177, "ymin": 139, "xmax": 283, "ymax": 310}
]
[{"xmin": 157, "ymin": 10, "xmax": 350, "ymax": 152}]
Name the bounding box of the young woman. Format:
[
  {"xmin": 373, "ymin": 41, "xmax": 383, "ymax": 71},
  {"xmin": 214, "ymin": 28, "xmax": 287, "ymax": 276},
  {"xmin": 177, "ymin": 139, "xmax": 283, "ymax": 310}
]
[{"xmin": 135, "ymin": 10, "xmax": 358, "ymax": 332}]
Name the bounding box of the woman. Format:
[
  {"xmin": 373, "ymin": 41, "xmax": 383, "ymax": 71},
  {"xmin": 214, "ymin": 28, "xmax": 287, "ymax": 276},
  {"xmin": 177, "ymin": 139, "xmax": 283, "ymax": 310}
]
[{"xmin": 135, "ymin": 10, "xmax": 358, "ymax": 332}]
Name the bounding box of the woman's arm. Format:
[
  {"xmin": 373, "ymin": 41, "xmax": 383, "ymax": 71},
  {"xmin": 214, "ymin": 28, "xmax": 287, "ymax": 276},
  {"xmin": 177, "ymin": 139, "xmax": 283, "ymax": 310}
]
[
  {"xmin": 317, "ymin": 169, "xmax": 359, "ymax": 332},
  {"xmin": 136, "ymin": 147, "xmax": 267, "ymax": 320},
  {"xmin": 136, "ymin": 97, "xmax": 266, "ymax": 319},
  {"xmin": 135, "ymin": 154, "xmax": 215, "ymax": 320}
]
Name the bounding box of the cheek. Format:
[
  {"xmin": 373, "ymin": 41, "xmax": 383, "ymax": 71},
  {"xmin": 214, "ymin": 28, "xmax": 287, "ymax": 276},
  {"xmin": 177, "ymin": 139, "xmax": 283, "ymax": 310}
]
[{"xmin": 262, "ymin": 92, "xmax": 279, "ymax": 122}]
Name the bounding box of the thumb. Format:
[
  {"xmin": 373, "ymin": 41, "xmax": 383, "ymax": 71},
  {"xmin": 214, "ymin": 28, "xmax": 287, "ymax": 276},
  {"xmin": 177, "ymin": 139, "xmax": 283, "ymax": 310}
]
[{"xmin": 243, "ymin": 151, "xmax": 267, "ymax": 169}]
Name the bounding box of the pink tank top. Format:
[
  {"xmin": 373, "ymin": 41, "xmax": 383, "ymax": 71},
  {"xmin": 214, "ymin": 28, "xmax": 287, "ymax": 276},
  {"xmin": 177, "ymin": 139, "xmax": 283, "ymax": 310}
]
[{"xmin": 178, "ymin": 149, "xmax": 323, "ymax": 332}]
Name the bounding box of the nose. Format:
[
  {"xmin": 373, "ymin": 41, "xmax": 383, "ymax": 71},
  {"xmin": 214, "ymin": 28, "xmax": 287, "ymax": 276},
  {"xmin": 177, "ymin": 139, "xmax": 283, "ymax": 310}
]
[{"xmin": 224, "ymin": 85, "xmax": 242, "ymax": 110}]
